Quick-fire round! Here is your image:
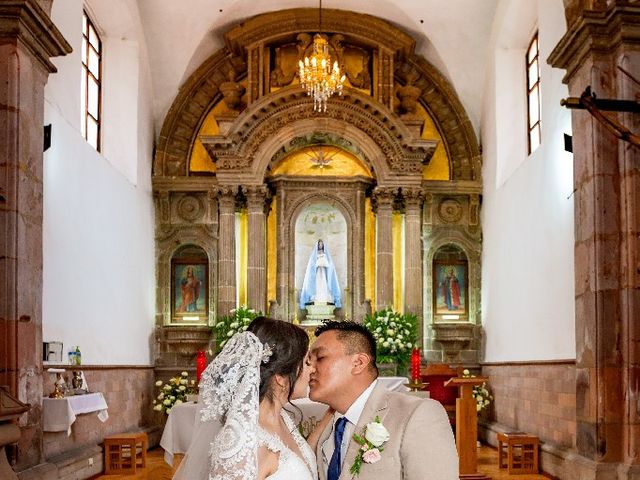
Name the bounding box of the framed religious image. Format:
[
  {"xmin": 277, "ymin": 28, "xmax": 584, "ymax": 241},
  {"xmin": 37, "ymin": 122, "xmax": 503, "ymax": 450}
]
[
  {"xmin": 433, "ymin": 262, "xmax": 468, "ymax": 317},
  {"xmin": 172, "ymin": 260, "xmax": 208, "ymax": 322}
]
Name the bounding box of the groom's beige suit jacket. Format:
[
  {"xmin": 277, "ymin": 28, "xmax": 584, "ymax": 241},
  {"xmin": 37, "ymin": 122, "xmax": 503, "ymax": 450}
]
[{"xmin": 316, "ymin": 383, "xmax": 459, "ymax": 480}]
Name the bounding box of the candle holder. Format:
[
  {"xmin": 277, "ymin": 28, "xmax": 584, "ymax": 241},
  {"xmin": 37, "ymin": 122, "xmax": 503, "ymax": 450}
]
[
  {"xmin": 47, "ymin": 368, "xmax": 67, "ymax": 398},
  {"xmin": 405, "ymin": 379, "xmax": 427, "ymax": 392}
]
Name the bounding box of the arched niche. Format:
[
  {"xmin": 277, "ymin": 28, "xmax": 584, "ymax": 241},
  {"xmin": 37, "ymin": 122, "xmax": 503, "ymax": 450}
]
[
  {"xmin": 423, "ymin": 235, "xmax": 482, "ymax": 364},
  {"xmin": 294, "ymin": 202, "xmax": 348, "ymax": 319},
  {"xmin": 170, "ymin": 245, "xmax": 208, "ymax": 324},
  {"xmin": 268, "ymin": 177, "xmax": 371, "ymax": 323}
]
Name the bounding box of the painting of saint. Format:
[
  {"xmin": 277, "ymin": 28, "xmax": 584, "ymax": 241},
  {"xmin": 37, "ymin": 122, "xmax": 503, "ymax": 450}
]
[
  {"xmin": 435, "ymin": 264, "xmax": 466, "ymax": 315},
  {"xmin": 173, "ymin": 264, "xmax": 206, "ymax": 317}
]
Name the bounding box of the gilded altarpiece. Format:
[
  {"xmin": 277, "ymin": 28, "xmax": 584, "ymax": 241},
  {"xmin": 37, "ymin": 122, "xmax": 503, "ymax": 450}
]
[{"xmin": 151, "ymin": 8, "xmax": 483, "ymax": 368}]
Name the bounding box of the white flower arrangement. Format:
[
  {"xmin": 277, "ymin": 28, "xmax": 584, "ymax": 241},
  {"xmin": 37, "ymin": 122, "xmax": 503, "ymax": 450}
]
[
  {"xmin": 152, "ymin": 371, "xmax": 196, "ymax": 415},
  {"xmin": 364, "ymin": 307, "xmax": 417, "ymax": 371},
  {"xmin": 462, "ymin": 369, "xmax": 493, "ymax": 412},
  {"xmin": 214, "ymin": 305, "xmax": 262, "ymax": 353}
]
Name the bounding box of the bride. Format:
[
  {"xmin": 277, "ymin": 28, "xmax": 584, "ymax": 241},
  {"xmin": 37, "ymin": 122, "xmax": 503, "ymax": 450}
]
[{"xmin": 174, "ymin": 316, "xmax": 332, "ymax": 480}]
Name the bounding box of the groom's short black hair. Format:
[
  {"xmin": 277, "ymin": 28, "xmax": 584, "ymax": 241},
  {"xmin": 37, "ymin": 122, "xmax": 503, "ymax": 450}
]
[{"xmin": 315, "ymin": 320, "xmax": 378, "ymax": 374}]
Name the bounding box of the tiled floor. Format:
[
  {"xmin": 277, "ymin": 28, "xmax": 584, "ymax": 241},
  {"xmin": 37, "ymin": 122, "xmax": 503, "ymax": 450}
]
[{"xmin": 92, "ymin": 444, "xmax": 551, "ymax": 479}]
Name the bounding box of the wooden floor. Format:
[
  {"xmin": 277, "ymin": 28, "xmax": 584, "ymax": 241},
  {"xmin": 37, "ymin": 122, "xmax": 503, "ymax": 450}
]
[{"xmin": 92, "ymin": 444, "xmax": 551, "ymax": 479}]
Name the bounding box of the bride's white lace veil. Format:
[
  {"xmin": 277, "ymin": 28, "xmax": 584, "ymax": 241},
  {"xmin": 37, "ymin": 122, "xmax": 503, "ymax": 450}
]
[{"xmin": 173, "ymin": 331, "xmax": 270, "ymax": 480}]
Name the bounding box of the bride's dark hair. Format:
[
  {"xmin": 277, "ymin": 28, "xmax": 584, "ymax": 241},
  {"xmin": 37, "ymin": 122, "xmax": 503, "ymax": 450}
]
[{"xmin": 247, "ymin": 316, "xmax": 309, "ymax": 402}]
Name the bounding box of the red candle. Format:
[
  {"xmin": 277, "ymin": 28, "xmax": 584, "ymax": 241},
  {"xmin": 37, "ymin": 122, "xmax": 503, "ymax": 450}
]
[
  {"xmin": 196, "ymin": 350, "xmax": 207, "ymax": 383},
  {"xmin": 411, "ymin": 348, "xmax": 421, "ymax": 381}
]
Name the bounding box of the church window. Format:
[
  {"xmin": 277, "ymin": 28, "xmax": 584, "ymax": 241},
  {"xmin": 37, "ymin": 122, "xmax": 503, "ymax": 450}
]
[
  {"xmin": 526, "ymin": 31, "xmax": 541, "ymax": 154},
  {"xmin": 81, "ymin": 11, "xmax": 102, "ymax": 151}
]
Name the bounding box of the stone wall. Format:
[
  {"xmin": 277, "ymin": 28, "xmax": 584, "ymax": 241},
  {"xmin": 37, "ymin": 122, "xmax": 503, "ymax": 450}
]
[
  {"xmin": 41, "ymin": 366, "xmax": 159, "ymax": 460},
  {"xmin": 479, "ymin": 361, "xmax": 576, "ymax": 478}
]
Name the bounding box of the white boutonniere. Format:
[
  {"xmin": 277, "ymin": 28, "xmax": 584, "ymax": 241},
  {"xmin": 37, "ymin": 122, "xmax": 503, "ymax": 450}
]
[{"xmin": 350, "ymin": 416, "xmax": 390, "ymax": 475}]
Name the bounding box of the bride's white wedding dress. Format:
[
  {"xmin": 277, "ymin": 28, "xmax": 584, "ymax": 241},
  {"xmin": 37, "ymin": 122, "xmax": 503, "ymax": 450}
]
[
  {"xmin": 257, "ymin": 411, "xmax": 317, "ymax": 480},
  {"xmin": 173, "ymin": 332, "xmax": 317, "ymax": 480}
]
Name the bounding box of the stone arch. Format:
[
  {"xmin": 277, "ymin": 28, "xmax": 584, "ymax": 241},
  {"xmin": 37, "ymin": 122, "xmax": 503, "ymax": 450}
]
[
  {"xmin": 153, "ymin": 8, "xmax": 481, "ymax": 181},
  {"xmin": 203, "ymin": 87, "xmax": 435, "ymax": 185}
]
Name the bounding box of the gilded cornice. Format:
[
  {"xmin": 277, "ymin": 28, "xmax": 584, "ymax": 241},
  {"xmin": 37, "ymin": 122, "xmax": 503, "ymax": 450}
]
[
  {"xmin": 224, "ymin": 8, "xmax": 415, "ymax": 56},
  {"xmin": 0, "ymin": 0, "xmax": 71, "ymax": 73},
  {"xmin": 548, "ymin": 4, "xmax": 640, "ymax": 83}
]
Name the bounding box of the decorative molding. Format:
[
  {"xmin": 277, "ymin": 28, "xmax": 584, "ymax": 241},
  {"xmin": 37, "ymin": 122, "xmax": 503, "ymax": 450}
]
[
  {"xmin": 548, "ymin": 4, "xmax": 640, "ymax": 83},
  {"xmin": 0, "ymin": 0, "xmax": 72, "ymax": 73},
  {"xmin": 201, "ymin": 88, "xmax": 436, "ymax": 181}
]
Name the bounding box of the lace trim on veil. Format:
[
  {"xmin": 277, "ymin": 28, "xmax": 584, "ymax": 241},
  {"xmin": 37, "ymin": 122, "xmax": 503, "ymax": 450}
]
[{"xmin": 199, "ymin": 332, "xmax": 264, "ymax": 480}]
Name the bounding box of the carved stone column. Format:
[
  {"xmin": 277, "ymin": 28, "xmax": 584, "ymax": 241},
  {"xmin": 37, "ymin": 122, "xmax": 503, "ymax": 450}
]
[
  {"xmin": 0, "ymin": 0, "xmax": 70, "ymax": 470},
  {"xmin": 217, "ymin": 186, "xmax": 237, "ymax": 316},
  {"xmin": 245, "ymin": 185, "xmax": 269, "ymax": 313},
  {"xmin": 549, "ymin": 4, "xmax": 640, "ymax": 476},
  {"xmin": 403, "ymin": 188, "xmax": 424, "ymax": 333},
  {"xmin": 373, "ymin": 187, "xmax": 396, "ymax": 310}
]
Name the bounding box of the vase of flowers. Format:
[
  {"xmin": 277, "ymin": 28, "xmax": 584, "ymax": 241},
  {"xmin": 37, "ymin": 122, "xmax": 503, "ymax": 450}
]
[
  {"xmin": 214, "ymin": 305, "xmax": 262, "ymax": 353},
  {"xmin": 364, "ymin": 308, "xmax": 417, "ymax": 376},
  {"xmin": 462, "ymin": 369, "xmax": 493, "ymax": 412},
  {"xmin": 153, "ymin": 371, "xmax": 197, "ymax": 415}
]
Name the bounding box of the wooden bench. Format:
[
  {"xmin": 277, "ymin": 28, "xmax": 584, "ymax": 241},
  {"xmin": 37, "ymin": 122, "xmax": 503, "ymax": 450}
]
[
  {"xmin": 497, "ymin": 432, "xmax": 539, "ymax": 474},
  {"xmin": 103, "ymin": 432, "xmax": 148, "ymax": 474}
]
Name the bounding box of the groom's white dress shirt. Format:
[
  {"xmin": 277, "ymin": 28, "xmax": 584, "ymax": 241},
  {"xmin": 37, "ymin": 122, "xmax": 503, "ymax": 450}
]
[{"xmin": 321, "ymin": 379, "xmax": 378, "ymax": 467}]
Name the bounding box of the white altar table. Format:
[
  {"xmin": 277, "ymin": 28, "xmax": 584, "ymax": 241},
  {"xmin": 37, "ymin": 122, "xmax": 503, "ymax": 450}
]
[{"xmin": 42, "ymin": 392, "xmax": 109, "ymax": 435}]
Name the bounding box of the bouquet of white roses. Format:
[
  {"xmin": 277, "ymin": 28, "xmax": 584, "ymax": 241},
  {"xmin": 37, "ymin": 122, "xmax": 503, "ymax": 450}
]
[
  {"xmin": 214, "ymin": 305, "xmax": 262, "ymax": 353},
  {"xmin": 152, "ymin": 371, "xmax": 196, "ymax": 415},
  {"xmin": 364, "ymin": 307, "xmax": 417, "ymax": 371},
  {"xmin": 462, "ymin": 369, "xmax": 493, "ymax": 412}
]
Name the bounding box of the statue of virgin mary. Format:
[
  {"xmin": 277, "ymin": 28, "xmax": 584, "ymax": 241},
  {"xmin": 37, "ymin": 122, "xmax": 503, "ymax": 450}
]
[{"xmin": 299, "ymin": 239, "xmax": 342, "ymax": 308}]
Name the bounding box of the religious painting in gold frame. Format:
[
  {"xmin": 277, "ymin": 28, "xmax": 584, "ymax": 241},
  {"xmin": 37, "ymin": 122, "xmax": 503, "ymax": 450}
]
[
  {"xmin": 433, "ymin": 261, "xmax": 467, "ymax": 317},
  {"xmin": 171, "ymin": 246, "xmax": 208, "ymax": 323}
]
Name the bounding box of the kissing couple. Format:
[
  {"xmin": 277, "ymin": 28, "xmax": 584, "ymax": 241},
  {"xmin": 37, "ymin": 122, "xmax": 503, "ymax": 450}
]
[{"xmin": 174, "ymin": 316, "xmax": 458, "ymax": 479}]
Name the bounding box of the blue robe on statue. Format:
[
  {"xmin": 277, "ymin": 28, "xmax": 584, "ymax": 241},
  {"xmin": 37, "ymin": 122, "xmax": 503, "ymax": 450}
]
[{"xmin": 299, "ymin": 240, "xmax": 342, "ymax": 308}]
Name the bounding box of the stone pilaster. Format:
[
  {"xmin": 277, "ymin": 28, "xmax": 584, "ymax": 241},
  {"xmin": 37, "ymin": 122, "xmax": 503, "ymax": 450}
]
[
  {"xmin": 372, "ymin": 187, "xmax": 396, "ymax": 310},
  {"xmin": 217, "ymin": 186, "xmax": 237, "ymax": 316},
  {"xmin": 0, "ymin": 0, "xmax": 70, "ymax": 470},
  {"xmin": 403, "ymin": 188, "xmax": 424, "ymax": 333},
  {"xmin": 245, "ymin": 185, "xmax": 269, "ymax": 313},
  {"xmin": 549, "ymin": 3, "xmax": 640, "ymax": 477}
]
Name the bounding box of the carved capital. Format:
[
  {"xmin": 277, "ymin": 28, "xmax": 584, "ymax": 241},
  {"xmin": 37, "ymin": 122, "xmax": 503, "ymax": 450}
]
[
  {"xmin": 402, "ymin": 187, "xmax": 425, "ymax": 210},
  {"xmin": 244, "ymin": 185, "xmax": 271, "ymax": 212},
  {"xmin": 154, "ymin": 190, "xmax": 171, "ymax": 224},
  {"xmin": 371, "ymin": 186, "xmax": 398, "ymax": 212}
]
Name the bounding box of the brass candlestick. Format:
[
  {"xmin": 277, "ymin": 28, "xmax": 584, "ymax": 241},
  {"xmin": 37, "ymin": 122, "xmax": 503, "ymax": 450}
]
[{"xmin": 405, "ymin": 379, "xmax": 426, "ymax": 392}]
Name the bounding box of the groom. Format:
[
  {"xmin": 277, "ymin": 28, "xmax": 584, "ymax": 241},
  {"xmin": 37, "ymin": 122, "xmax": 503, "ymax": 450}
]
[{"xmin": 309, "ymin": 321, "xmax": 458, "ymax": 480}]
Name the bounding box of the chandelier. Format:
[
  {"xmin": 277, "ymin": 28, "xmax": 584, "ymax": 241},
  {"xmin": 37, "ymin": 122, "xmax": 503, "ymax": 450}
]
[{"xmin": 298, "ymin": 0, "xmax": 346, "ymax": 112}]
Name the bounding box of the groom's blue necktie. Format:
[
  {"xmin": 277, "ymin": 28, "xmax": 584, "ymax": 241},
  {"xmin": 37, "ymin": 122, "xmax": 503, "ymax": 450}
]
[{"xmin": 328, "ymin": 416, "xmax": 348, "ymax": 480}]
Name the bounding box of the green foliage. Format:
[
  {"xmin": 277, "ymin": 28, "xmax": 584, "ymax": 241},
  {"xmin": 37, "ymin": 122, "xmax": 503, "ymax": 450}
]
[
  {"xmin": 214, "ymin": 305, "xmax": 262, "ymax": 353},
  {"xmin": 364, "ymin": 307, "xmax": 417, "ymax": 371}
]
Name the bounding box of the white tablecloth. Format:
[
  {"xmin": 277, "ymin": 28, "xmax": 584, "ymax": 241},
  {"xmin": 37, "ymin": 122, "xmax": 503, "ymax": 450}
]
[
  {"xmin": 43, "ymin": 392, "xmax": 109, "ymax": 435},
  {"xmin": 160, "ymin": 377, "xmax": 410, "ymax": 466}
]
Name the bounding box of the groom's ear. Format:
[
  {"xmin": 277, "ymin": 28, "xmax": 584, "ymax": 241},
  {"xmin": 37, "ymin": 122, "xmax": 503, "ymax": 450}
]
[{"xmin": 351, "ymin": 352, "xmax": 372, "ymax": 375}]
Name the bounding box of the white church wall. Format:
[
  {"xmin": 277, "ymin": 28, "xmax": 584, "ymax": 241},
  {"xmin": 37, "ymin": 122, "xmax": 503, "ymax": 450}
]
[
  {"xmin": 43, "ymin": 0, "xmax": 156, "ymax": 365},
  {"xmin": 481, "ymin": 0, "xmax": 576, "ymax": 361}
]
